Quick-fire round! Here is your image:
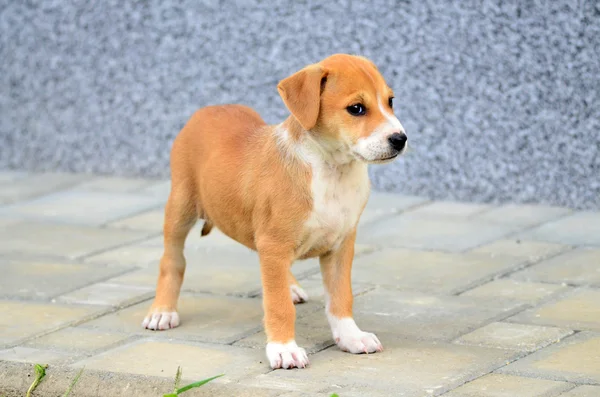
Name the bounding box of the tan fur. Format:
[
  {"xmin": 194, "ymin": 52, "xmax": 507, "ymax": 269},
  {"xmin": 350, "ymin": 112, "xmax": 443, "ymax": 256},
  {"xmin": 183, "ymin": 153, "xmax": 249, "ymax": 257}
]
[{"xmin": 145, "ymin": 54, "xmax": 405, "ymax": 360}]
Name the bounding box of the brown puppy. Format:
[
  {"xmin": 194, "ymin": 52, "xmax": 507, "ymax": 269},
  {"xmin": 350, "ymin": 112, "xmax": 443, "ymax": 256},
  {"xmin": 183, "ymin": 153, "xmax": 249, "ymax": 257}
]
[{"xmin": 142, "ymin": 54, "xmax": 408, "ymax": 369}]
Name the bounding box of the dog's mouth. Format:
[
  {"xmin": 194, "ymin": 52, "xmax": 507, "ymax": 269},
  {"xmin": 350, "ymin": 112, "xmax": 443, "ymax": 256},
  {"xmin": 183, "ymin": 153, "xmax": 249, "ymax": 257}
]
[{"xmin": 353, "ymin": 152, "xmax": 399, "ymax": 164}]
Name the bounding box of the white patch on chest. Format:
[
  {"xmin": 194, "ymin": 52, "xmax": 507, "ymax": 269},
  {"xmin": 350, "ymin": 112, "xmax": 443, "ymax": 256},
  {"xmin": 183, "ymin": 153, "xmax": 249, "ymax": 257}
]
[{"xmin": 297, "ymin": 157, "xmax": 370, "ymax": 257}]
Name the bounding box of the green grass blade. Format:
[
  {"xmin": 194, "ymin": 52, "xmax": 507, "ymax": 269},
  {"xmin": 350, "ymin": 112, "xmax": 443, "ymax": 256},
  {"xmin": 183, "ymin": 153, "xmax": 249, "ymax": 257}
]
[
  {"xmin": 330, "ymin": 394, "xmax": 340, "ymax": 397},
  {"xmin": 62, "ymin": 367, "xmax": 85, "ymax": 397},
  {"xmin": 176, "ymin": 374, "xmax": 224, "ymax": 394},
  {"xmin": 26, "ymin": 364, "xmax": 48, "ymax": 397},
  {"xmin": 173, "ymin": 366, "xmax": 182, "ymax": 392}
]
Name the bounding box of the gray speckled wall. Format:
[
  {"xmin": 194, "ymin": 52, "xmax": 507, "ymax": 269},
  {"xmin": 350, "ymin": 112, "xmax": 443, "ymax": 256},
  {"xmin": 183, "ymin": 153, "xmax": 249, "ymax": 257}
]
[{"xmin": 1, "ymin": 1, "xmax": 599, "ymax": 209}]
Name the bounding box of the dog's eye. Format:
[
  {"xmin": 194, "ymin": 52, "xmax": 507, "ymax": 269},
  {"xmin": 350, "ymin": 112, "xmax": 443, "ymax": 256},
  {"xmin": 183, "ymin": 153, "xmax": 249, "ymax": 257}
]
[
  {"xmin": 346, "ymin": 103, "xmax": 366, "ymax": 116},
  {"xmin": 388, "ymin": 97, "xmax": 394, "ymax": 108}
]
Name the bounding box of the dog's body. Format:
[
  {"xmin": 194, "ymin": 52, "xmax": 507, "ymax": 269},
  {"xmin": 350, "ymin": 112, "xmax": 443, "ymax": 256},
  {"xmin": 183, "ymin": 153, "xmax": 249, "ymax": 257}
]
[{"xmin": 142, "ymin": 54, "xmax": 407, "ymax": 369}]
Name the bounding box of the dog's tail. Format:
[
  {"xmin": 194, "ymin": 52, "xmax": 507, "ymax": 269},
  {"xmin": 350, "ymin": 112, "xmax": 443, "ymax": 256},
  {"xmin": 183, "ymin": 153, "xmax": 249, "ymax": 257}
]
[{"xmin": 200, "ymin": 220, "xmax": 213, "ymax": 236}]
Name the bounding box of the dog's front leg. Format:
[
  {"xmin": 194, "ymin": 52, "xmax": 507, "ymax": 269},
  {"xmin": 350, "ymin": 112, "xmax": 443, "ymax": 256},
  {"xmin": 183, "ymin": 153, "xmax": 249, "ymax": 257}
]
[
  {"xmin": 320, "ymin": 229, "xmax": 383, "ymax": 354},
  {"xmin": 258, "ymin": 238, "xmax": 309, "ymax": 369}
]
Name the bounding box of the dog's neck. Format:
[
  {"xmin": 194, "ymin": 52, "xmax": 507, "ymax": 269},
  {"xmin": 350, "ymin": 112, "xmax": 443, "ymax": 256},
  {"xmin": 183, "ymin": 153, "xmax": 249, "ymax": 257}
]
[{"xmin": 277, "ymin": 116, "xmax": 357, "ymax": 167}]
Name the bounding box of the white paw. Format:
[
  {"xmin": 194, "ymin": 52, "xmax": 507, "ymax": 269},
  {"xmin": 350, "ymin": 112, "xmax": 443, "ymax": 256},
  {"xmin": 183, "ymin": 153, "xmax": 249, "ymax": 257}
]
[
  {"xmin": 142, "ymin": 311, "xmax": 180, "ymax": 330},
  {"xmin": 290, "ymin": 284, "xmax": 308, "ymax": 304},
  {"xmin": 266, "ymin": 341, "xmax": 309, "ymax": 369},
  {"xmin": 331, "ymin": 317, "xmax": 383, "ymax": 354}
]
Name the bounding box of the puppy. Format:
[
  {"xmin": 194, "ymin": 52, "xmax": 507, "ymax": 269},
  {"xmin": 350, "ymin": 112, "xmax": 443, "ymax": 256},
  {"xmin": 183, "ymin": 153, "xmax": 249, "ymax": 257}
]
[{"xmin": 142, "ymin": 54, "xmax": 408, "ymax": 369}]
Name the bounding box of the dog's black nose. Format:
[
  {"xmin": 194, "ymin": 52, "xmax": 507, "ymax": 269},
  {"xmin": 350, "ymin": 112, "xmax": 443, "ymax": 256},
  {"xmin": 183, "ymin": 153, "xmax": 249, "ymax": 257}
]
[{"xmin": 388, "ymin": 132, "xmax": 407, "ymax": 151}]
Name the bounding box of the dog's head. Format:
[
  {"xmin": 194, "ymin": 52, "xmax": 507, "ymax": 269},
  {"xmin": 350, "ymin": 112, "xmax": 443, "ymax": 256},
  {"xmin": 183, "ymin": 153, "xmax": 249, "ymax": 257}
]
[{"xmin": 278, "ymin": 54, "xmax": 407, "ymax": 164}]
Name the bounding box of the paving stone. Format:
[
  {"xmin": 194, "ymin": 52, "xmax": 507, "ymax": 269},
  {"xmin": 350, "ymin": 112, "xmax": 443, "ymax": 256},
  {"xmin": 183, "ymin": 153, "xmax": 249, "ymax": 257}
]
[
  {"xmin": 498, "ymin": 332, "xmax": 600, "ymax": 384},
  {"xmin": 359, "ymin": 191, "xmax": 428, "ymax": 224},
  {"xmin": 0, "ymin": 172, "xmax": 88, "ymax": 204},
  {"xmin": 511, "ymin": 248, "xmax": 600, "ymax": 287},
  {"xmin": 460, "ymin": 279, "xmax": 566, "ymax": 304},
  {"xmin": 0, "ymin": 170, "xmax": 29, "ymax": 183},
  {"xmin": 0, "ymin": 221, "xmax": 152, "ymax": 259},
  {"xmin": 454, "ymin": 322, "xmax": 573, "ymax": 352},
  {"xmin": 0, "ymin": 258, "xmax": 134, "ymax": 300},
  {"xmin": 99, "ymin": 247, "xmax": 318, "ymax": 296},
  {"xmin": 316, "ymin": 386, "xmax": 402, "ymax": 397},
  {"xmin": 508, "ymin": 289, "xmax": 600, "ymax": 331},
  {"xmin": 298, "ymin": 289, "xmax": 522, "ymax": 343},
  {"xmin": 135, "ymin": 180, "xmax": 171, "ymax": 201},
  {"xmin": 184, "ymin": 385, "xmax": 279, "ymax": 397},
  {"xmin": 357, "ymin": 213, "xmax": 519, "ymax": 252},
  {"xmin": 276, "ymin": 392, "xmax": 324, "ymax": 397},
  {"xmin": 475, "ymin": 204, "xmax": 572, "ymax": 227},
  {"xmin": 80, "ymin": 293, "xmax": 264, "ymax": 344},
  {"xmin": 0, "ymin": 346, "xmax": 68, "ymax": 364},
  {"xmin": 73, "ymin": 339, "xmax": 266, "ymax": 382},
  {"xmin": 0, "ymin": 300, "xmax": 101, "ymax": 346},
  {"xmin": 470, "ymin": 239, "xmax": 568, "ymax": 262},
  {"xmin": 74, "ymin": 176, "xmax": 157, "ymax": 193},
  {"xmin": 84, "ymin": 243, "xmax": 164, "ymax": 267},
  {"xmin": 442, "ymin": 373, "xmax": 571, "ymax": 397},
  {"xmin": 559, "ymin": 386, "xmax": 600, "ymax": 396},
  {"xmin": 23, "ymin": 327, "xmax": 129, "ymax": 353},
  {"xmin": 402, "ymin": 200, "xmax": 491, "ymax": 218},
  {"xmin": 57, "ymin": 282, "xmax": 153, "ymax": 306},
  {"xmin": 0, "ymin": 217, "xmax": 19, "ymax": 228},
  {"xmin": 248, "ymin": 340, "xmax": 516, "ymax": 395},
  {"xmin": 0, "ymin": 190, "xmax": 164, "ymax": 226},
  {"xmin": 519, "ymin": 211, "xmax": 600, "ymax": 246},
  {"xmin": 108, "ymin": 208, "xmax": 165, "ymax": 231},
  {"xmin": 352, "ymin": 248, "xmax": 524, "ymax": 294},
  {"xmin": 86, "ymin": 225, "xmax": 250, "ymax": 268}
]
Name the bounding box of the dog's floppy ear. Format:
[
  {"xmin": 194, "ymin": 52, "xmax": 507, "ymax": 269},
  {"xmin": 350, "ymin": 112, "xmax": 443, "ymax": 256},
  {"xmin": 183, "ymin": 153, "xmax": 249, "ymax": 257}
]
[{"xmin": 277, "ymin": 64, "xmax": 328, "ymax": 131}]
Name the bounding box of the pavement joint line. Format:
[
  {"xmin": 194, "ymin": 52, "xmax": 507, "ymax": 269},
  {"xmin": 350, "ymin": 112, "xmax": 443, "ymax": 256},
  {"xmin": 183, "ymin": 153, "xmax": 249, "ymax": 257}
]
[
  {"xmin": 31, "ymin": 334, "xmax": 145, "ymax": 368},
  {"xmin": 445, "ymin": 302, "xmax": 531, "ymax": 344},
  {"xmin": 463, "ymin": 204, "xmax": 499, "ymax": 219},
  {"xmin": 451, "ymin": 322, "xmax": 577, "ymax": 354},
  {"xmin": 428, "ymin": 350, "xmax": 530, "ymax": 396},
  {"xmin": 447, "ymin": 257, "xmax": 532, "ymax": 297},
  {"xmin": 465, "ymin": 205, "xmax": 502, "ymax": 219},
  {"xmin": 357, "ymin": 198, "xmax": 433, "ymax": 226},
  {"xmin": 0, "ymin": 251, "xmax": 98, "ymax": 264},
  {"xmin": 47, "ymin": 266, "xmax": 142, "ymax": 301},
  {"xmin": 436, "ymin": 373, "xmax": 579, "ymax": 397},
  {"xmin": 99, "ymin": 202, "xmax": 166, "ymax": 228},
  {"xmin": 457, "ymin": 226, "xmax": 529, "ymax": 254},
  {"xmin": 452, "ymin": 245, "xmax": 577, "ymax": 297},
  {"xmin": 462, "ymin": 278, "xmax": 572, "ymax": 310},
  {"xmin": 524, "ymin": 279, "xmax": 600, "ymax": 289},
  {"xmin": 0, "ymin": 174, "xmax": 92, "ymax": 206},
  {"xmin": 501, "ymin": 287, "xmax": 591, "ymax": 329},
  {"xmin": 76, "ymin": 231, "xmax": 162, "ymax": 261},
  {"xmin": 0, "ymin": 307, "xmax": 113, "ymax": 351},
  {"xmin": 490, "ymin": 208, "xmax": 577, "ymax": 242},
  {"xmin": 455, "ymin": 208, "xmax": 577, "ymax": 255},
  {"xmin": 1, "ymin": 293, "xmax": 157, "ymax": 351},
  {"xmin": 227, "ymin": 326, "xmax": 264, "ymax": 346},
  {"xmin": 488, "ymin": 331, "xmax": 600, "ymax": 385},
  {"xmin": 432, "ymin": 331, "xmax": 584, "ymax": 397}
]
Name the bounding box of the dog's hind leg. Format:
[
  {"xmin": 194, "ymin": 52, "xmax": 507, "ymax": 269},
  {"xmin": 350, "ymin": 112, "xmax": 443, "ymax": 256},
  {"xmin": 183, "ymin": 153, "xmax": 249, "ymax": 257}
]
[
  {"xmin": 289, "ymin": 270, "xmax": 308, "ymax": 304},
  {"xmin": 142, "ymin": 180, "xmax": 197, "ymax": 330}
]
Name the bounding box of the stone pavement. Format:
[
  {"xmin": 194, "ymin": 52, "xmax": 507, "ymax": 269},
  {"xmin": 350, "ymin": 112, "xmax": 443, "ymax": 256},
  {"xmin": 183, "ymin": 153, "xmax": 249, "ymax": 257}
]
[{"xmin": 0, "ymin": 171, "xmax": 599, "ymax": 397}]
